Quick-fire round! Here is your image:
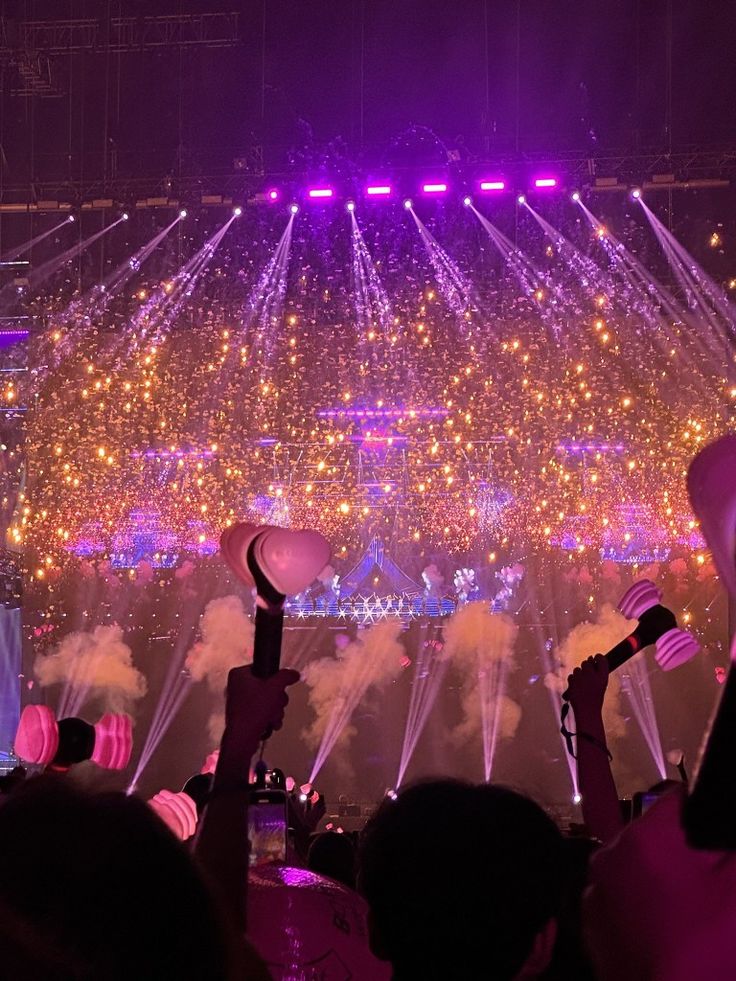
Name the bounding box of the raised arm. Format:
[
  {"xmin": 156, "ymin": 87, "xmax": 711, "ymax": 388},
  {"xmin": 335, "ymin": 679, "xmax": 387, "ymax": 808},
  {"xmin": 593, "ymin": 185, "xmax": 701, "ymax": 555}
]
[
  {"xmin": 194, "ymin": 665, "xmax": 299, "ymax": 930},
  {"xmin": 566, "ymin": 653, "xmax": 623, "ymax": 843}
]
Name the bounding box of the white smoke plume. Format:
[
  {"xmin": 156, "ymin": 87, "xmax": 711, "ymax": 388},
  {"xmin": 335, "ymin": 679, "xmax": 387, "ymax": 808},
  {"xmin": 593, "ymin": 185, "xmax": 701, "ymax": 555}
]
[
  {"xmin": 185, "ymin": 594, "xmax": 254, "ymax": 744},
  {"xmin": 185, "ymin": 595, "xmax": 254, "ymax": 690},
  {"xmin": 304, "ymin": 621, "xmax": 405, "ymax": 780},
  {"xmin": 442, "ymin": 604, "xmax": 521, "ymax": 761},
  {"xmin": 35, "ymin": 624, "xmax": 146, "ymax": 715},
  {"xmin": 452, "ymin": 687, "xmax": 522, "ymax": 747},
  {"xmin": 544, "ymin": 603, "xmax": 632, "ymax": 739},
  {"xmin": 442, "ymin": 603, "xmax": 518, "ymax": 669}
]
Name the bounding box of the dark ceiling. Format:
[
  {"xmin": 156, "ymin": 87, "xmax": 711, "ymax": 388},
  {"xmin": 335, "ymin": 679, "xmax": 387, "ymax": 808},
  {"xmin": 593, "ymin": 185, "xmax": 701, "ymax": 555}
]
[{"xmin": 1, "ymin": 0, "xmax": 735, "ymax": 184}]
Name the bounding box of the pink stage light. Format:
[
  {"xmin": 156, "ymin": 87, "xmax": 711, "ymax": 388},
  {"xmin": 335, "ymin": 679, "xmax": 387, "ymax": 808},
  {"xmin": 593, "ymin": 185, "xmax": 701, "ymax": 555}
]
[
  {"xmin": 479, "ymin": 180, "xmax": 505, "ymax": 191},
  {"xmin": 534, "ymin": 177, "xmax": 557, "ymax": 188},
  {"xmin": 267, "ymin": 189, "xmax": 280, "ymax": 202},
  {"xmin": 366, "ymin": 185, "xmax": 392, "ymax": 196},
  {"xmin": 422, "ymin": 182, "xmax": 448, "ymax": 194},
  {"xmin": 308, "ymin": 188, "xmax": 334, "ymax": 199}
]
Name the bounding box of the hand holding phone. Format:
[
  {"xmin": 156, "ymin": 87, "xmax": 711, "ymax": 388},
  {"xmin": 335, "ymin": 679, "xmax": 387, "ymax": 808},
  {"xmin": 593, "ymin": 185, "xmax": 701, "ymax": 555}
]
[{"xmin": 248, "ymin": 787, "xmax": 288, "ymax": 866}]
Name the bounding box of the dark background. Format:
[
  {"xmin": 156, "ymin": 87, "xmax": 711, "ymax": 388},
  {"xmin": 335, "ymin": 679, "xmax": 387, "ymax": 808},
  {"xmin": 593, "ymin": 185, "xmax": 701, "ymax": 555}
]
[{"xmin": 2, "ymin": 0, "xmax": 736, "ymax": 186}]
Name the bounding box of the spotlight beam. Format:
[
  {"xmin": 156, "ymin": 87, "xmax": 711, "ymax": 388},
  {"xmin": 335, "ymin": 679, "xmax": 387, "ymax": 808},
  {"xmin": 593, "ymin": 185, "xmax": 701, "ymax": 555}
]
[
  {"xmin": 397, "ymin": 626, "xmax": 449, "ymax": 786},
  {"xmin": 519, "ymin": 198, "xmax": 682, "ymax": 383},
  {"xmin": 578, "ymin": 198, "xmax": 734, "ymax": 389},
  {"xmin": 109, "ymin": 214, "xmax": 237, "ymax": 366},
  {"xmin": 49, "ymin": 216, "xmax": 181, "ymax": 351},
  {"xmin": 525, "ymin": 576, "xmax": 580, "ymax": 798},
  {"xmin": 639, "ymin": 198, "xmax": 736, "ymax": 332},
  {"xmin": 0, "ymin": 215, "xmax": 127, "ymax": 304},
  {"xmin": 408, "ymin": 208, "xmax": 476, "ymax": 322},
  {"xmin": 0, "ymin": 217, "xmax": 73, "ymax": 263},
  {"xmin": 522, "ymin": 199, "xmax": 614, "ymax": 299},
  {"xmin": 468, "ymin": 202, "xmax": 566, "ymax": 339},
  {"xmin": 241, "ymin": 213, "xmax": 295, "ymax": 360},
  {"xmin": 308, "ymin": 651, "xmax": 380, "ymax": 783},
  {"xmin": 479, "ymin": 658, "xmax": 507, "ymax": 782},
  {"xmin": 350, "ymin": 210, "xmax": 393, "ymax": 336},
  {"xmin": 620, "ymin": 660, "xmax": 667, "ymax": 780}
]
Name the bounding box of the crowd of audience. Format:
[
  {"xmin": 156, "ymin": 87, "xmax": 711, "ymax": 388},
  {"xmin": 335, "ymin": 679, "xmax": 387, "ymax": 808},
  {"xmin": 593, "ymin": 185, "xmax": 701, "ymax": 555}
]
[{"xmin": 0, "ymin": 642, "xmax": 732, "ymax": 980}]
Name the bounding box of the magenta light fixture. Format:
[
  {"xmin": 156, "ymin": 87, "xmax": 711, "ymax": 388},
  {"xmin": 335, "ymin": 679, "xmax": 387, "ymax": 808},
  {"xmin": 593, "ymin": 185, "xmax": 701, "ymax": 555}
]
[
  {"xmin": 308, "ymin": 188, "xmax": 334, "ymax": 199},
  {"xmin": 533, "ymin": 177, "xmax": 557, "ymax": 189},
  {"xmin": 479, "ymin": 180, "xmax": 505, "ymax": 192},
  {"xmin": 366, "ymin": 184, "xmax": 392, "ymax": 197},
  {"xmin": 422, "ymin": 182, "xmax": 448, "ymax": 194},
  {"xmin": 267, "ymin": 189, "xmax": 280, "ymax": 202}
]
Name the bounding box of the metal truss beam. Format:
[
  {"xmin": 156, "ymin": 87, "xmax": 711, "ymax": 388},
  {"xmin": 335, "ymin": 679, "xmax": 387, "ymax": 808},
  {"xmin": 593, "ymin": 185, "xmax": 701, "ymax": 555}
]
[
  {"xmin": 0, "ymin": 145, "xmax": 734, "ymax": 210},
  {"xmin": 2, "ymin": 13, "xmax": 240, "ymax": 55}
]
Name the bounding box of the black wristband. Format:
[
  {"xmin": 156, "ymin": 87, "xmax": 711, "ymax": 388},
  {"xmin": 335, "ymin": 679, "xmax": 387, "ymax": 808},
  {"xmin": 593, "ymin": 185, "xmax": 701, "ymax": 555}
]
[{"xmin": 560, "ymin": 702, "xmax": 613, "ymax": 761}]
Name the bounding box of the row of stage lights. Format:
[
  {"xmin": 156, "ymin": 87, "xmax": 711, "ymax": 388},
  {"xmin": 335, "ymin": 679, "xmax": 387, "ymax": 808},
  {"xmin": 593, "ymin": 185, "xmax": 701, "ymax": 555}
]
[
  {"xmin": 61, "ymin": 186, "xmax": 647, "ymax": 221},
  {"xmin": 270, "ymin": 180, "xmax": 645, "ymax": 215}
]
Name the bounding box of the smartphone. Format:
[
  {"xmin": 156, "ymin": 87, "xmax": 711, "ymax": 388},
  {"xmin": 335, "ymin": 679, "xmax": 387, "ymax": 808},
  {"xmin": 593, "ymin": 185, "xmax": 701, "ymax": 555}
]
[{"xmin": 248, "ymin": 788, "xmax": 288, "ymax": 866}]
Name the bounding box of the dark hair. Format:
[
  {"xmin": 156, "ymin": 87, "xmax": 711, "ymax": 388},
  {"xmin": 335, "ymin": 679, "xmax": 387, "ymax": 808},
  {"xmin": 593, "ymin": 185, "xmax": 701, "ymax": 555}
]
[
  {"xmin": 0, "ymin": 776, "xmax": 230, "ymax": 980},
  {"xmin": 541, "ymin": 836, "xmax": 598, "ymax": 980},
  {"xmin": 359, "ymin": 780, "xmax": 565, "ymax": 981},
  {"xmin": 307, "ymin": 831, "xmax": 357, "ymax": 890},
  {"xmin": 0, "ymin": 765, "xmax": 27, "ymax": 796}
]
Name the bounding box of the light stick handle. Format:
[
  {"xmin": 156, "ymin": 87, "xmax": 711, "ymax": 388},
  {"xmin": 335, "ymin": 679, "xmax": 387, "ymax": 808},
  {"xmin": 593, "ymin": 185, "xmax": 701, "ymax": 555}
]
[
  {"xmin": 246, "ymin": 537, "xmax": 285, "ymax": 679},
  {"xmin": 251, "ymin": 604, "xmax": 284, "ymax": 679}
]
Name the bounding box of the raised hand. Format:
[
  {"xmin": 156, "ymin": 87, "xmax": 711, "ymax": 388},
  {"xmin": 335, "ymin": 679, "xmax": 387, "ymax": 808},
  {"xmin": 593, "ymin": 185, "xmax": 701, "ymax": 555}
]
[
  {"xmin": 566, "ymin": 653, "xmax": 609, "ymax": 724},
  {"xmin": 566, "ymin": 654, "xmax": 621, "ymax": 842},
  {"xmin": 216, "ymin": 666, "xmax": 300, "ymax": 788}
]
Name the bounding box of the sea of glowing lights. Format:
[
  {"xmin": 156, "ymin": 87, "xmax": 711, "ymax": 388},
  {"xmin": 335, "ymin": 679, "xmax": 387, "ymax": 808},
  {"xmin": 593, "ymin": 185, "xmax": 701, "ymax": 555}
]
[
  {"xmin": 2, "ymin": 186, "xmax": 734, "ymax": 801},
  {"xmin": 3, "ymin": 191, "xmax": 735, "ymax": 598}
]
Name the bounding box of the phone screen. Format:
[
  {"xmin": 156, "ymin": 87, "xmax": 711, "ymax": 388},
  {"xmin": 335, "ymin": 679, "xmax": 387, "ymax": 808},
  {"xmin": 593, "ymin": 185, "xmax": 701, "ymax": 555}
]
[
  {"xmin": 248, "ymin": 793, "xmax": 287, "ymax": 866},
  {"xmin": 632, "ymin": 791, "xmax": 660, "ymax": 818},
  {"xmin": 639, "ymin": 792, "xmax": 659, "ymax": 815}
]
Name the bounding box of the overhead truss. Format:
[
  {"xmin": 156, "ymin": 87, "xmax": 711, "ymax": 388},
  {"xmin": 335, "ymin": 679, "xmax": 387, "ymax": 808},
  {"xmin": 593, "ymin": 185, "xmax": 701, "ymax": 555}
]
[
  {"xmin": 2, "ymin": 13, "xmax": 240, "ymax": 55},
  {"xmin": 0, "ymin": 145, "xmax": 734, "ymax": 208},
  {"xmin": 0, "ymin": 12, "xmax": 240, "ymax": 96}
]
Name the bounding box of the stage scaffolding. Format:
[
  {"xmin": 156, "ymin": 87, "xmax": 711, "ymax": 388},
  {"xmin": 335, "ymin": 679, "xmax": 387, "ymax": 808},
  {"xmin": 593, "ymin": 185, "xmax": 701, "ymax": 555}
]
[{"xmin": 0, "ymin": 145, "xmax": 734, "ymax": 212}]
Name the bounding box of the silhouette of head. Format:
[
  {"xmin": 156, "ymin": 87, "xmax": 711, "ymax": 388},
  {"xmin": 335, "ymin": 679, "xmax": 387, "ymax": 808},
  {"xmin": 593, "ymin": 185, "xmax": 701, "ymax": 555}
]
[
  {"xmin": 359, "ymin": 780, "xmax": 565, "ymax": 980},
  {"xmin": 307, "ymin": 831, "xmax": 357, "ymax": 889},
  {"xmin": 0, "ymin": 776, "xmax": 230, "ymax": 980}
]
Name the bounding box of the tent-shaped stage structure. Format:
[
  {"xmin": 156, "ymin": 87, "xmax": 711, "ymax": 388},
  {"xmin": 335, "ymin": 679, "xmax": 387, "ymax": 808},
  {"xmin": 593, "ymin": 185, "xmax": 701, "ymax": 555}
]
[{"xmin": 285, "ymin": 537, "xmax": 457, "ymax": 625}]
